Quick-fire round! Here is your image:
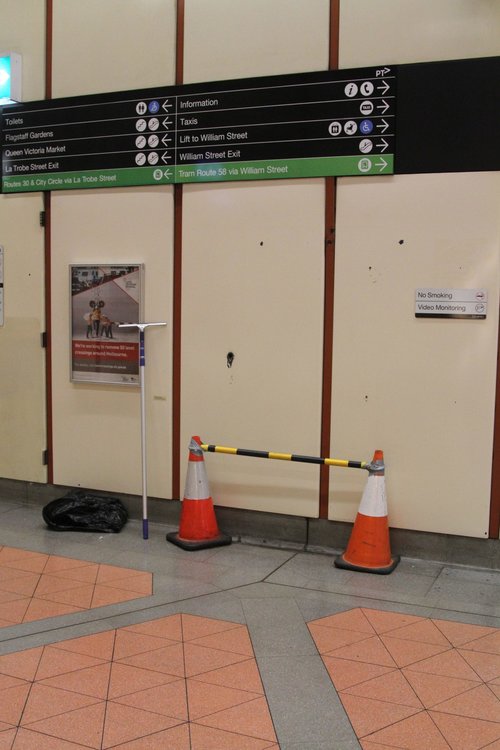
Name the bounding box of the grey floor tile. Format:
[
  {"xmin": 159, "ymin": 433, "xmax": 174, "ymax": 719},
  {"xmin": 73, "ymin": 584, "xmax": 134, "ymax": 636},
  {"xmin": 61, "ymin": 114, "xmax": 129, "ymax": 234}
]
[
  {"xmin": 258, "ymin": 653, "xmax": 359, "ymax": 749},
  {"xmin": 242, "ymin": 597, "xmax": 319, "ymax": 658}
]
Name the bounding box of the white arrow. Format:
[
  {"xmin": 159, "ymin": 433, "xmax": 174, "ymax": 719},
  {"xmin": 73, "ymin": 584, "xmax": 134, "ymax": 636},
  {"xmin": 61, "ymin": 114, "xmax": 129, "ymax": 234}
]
[
  {"xmin": 375, "ymin": 158, "xmax": 388, "ymax": 171},
  {"xmin": 376, "ymin": 138, "xmax": 389, "ymax": 152},
  {"xmin": 162, "ymin": 118, "xmax": 173, "ymax": 129},
  {"xmin": 164, "ymin": 169, "xmax": 172, "ymax": 179},
  {"xmin": 161, "ymin": 134, "xmax": 172, "ymax": 146},
  {"xmin": 162, "ymin": 100, "xmax": 173, "ymax": 111},
  {"xmin": 161, "ymin": 152, "xmax": 172, "ymax": 163},
  {"xmin": 376, "ymin": 100, "xmax": 390, "ymax": 114},
  {"xmin": 377, "ymin": 81, "xmax": 390, "ymax": 95},
  {"xmin": 376, "ymin": 119, "xmax": 389, "ymax": 133}
]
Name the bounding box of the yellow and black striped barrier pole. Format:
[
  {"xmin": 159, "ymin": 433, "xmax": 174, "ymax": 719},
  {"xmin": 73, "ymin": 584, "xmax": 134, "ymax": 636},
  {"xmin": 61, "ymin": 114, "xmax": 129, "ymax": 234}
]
[{"xmin": 200, "ymin": 442, "xmax": 378, "ymax": 472}]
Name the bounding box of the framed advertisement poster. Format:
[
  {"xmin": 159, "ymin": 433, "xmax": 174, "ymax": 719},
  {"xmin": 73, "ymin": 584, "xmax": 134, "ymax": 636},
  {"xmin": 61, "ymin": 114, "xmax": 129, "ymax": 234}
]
[{"xmin": 70, "ymin": 264, "xmax": 143, "ymax": 385}]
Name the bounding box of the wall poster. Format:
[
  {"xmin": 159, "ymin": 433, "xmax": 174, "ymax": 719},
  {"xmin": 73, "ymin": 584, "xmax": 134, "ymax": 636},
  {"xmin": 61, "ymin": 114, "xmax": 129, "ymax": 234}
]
[{"xmin": 70, "ymin": 264, "xmax": 143, "ymax": 385}]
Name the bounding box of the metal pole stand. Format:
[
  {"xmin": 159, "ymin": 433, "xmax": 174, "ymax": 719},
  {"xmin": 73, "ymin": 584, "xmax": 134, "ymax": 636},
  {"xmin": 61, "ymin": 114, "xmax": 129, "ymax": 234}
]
[{"xmin": 118, "ymin": 322, "xmax": 167, "ymax": 539}]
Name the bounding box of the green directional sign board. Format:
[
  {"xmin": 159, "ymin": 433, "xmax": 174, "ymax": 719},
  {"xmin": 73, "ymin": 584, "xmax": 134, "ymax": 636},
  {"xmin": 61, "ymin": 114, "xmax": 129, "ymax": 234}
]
[{"xmin": 1, "ymin": 66, "xmax": 395, "ymax": 193}]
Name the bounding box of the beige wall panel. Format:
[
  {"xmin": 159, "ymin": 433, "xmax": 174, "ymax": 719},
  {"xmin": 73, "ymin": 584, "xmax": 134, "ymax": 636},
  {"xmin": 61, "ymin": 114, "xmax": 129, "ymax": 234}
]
[
  {"xmin": 0, "ymin": 1, "xmax": 46, "ymax": 482},
  {"xmin": 51, "ymin": 188, "xmax": 173, "ymax": 497},
  {"xmin": 184, "ymin": 0, "xmax": 329, "ymax": 83},
  {"xmin": 52, "ymin": 0, "xmax": 176, "ymax": 97},
  {"xmin": 0, "ymin": 0, "xmax": 46, "ymax": 101},
  {"xmin": 181, "ymin": 180, "xmax": 324, "ymax": 516},
  {"xmin": 340, "ymin": 0, "xmax": 500, "ymax": 66},
  {"xmin": 330, "ymin": 173, "xmax": 500, "ymax": 537},
  {"xmin": 0, "ymin": 193, "xmax": 46, "ymax": 482}
]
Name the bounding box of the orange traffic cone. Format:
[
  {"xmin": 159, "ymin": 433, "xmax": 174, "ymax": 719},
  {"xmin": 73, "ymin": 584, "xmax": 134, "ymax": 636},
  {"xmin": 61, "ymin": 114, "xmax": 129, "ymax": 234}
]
[
  {"xmin": 334, "ymin": 450, "xmax": 399, "ymax": 574},
  {"xmin": 166, "ymin": 436, "xmax": 232, "ymax": 551}
]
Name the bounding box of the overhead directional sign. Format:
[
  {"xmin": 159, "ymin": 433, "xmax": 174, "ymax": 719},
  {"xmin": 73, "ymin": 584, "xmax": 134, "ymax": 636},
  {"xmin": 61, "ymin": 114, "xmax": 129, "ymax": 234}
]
[{"xmin": 0, "ymin": 65, "xmax": 395, "ymax": 192}]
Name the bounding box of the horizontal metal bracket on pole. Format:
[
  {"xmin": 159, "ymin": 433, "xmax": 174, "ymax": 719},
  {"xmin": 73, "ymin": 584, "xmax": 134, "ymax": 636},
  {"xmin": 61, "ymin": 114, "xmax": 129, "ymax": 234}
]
[{"xmin": 200, "ymin": 442, "xmax": 381, "ymax": 472}]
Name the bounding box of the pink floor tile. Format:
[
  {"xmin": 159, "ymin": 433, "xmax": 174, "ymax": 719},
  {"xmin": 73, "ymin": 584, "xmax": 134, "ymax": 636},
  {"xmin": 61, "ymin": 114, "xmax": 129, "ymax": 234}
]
[
  {"xmin": 385, "ymin": 619, "xmax": 451, "ymax": 646},
  {"xmin": 310, "ymin": 608, "xmax": 500, "ymax": 750},
  {"xmin": 36, "ymin": 585, "xmax": 95, "ymax": 609},
  {"xmin": 95, "ymin": 565, "xmax": 147, "ymax": 584},
  {"xmin": 111, "ymin": 679, "xmax": 188, "ymax": 720},
  {"xmin": 184, "ymin": 643, "xmax": 250, "ymax": 677},
  {"xmin": 39, "ymin": 663, "xmax": 112, "ymax": 700},
  {"xmin": 0, "ymin": 574, "xmax": 40, "ymax": 597},
  {"xmin": 189, "ymin": 625, "xmax": 254, "ymax": 656},
  {"xmin": 112, "ymin": 630, "xmax": 177, "ymax": 660},
  {"xmin": 0, "ymin": 647, "xmax": 44, "ymax": 681},
  {"xmin": 107, "ymin": 663, "xmax": 180, "ymax": 699},
  {"xmin": 51, "ymin": 632, "xmax": 116, "ymax": 661},
  {"xmin": 430, "ymin": 711, "xmax": 500, "ymax": 750},
  {"xmin": 48, "ymin": 565, "xmax": 100, "ymax": 585},
  {"xmin": 0, "ymin": 599, "xmax": 31, "ymax": 624},
  {"xmin": 102, "ymin": 702, "xmax": 183, "ymax": 749},
  {"xmin": 458, "ymin": 649, "xmax": 500, "ymax": 682},
  {"xmin": 339, "ymin": 693, "xmax": 421, "ymax": 737},
  {"xmin": 0, "ymin": 682, "xmax": 31, "ymax": 725},
  {"xmin": 0, "ymin": 615, "xmax": 277, "ymax": 750},
  {"xmin": 431, "ymin": 683, "xmax": 500, "ymax": 722},
  {"xmin": 186, "ymin": 678, "xmax": 261, "ymax": 720},
  {"xmin": 20, "ymin": 683, "xmax": 101, "ymax": 725},
  {"xmin": 189, "ymin": 658, "xmax": 265, "ymax": 694},
  {"xmin": 402, "ymin": 668, "xmax": 481, "ymax": 708},
  {"xmin": 122, "ymin": 614, "xmax": 183, "ymax": 642},
  {"xmin": 0, "ymin": 728, "xmax": 17, "ymax": 749},
  {"xmin": 312, "ymin": 608, "xmax": 376, "ymax": 634},
  {"xmin": 34, "ymin": 646, "xmax": 106, "ymax": 681},
  {"xmin": 22, "ymin": 599, "xmax": 84, "ymax": 623},
  {"xmin": 322, "ymin": 655, "xmax": 395, "ymax": 691},
  {"xmin": 366, "ymin": 711, "xmax": 452, "ymax": 749},
  {"xmin": 190, "ymin": 723, "xmax": 275, "ymax": 749},
  {"xmin": 110, "ymin": 724, "xmax": 190, "ymax": 749},
  {"xmin": 404, "ymin": 648, "xmax": 480, "ymax": 680},
  {"xmin": 307, "ymin": 623, "xmax": 375, "ymax": 653},
  {"xmin": 460, "ymin": 631, "xmax": 500, "ymax": 656},
  {"xmin": 342, "ymin": 668, "xmax": 423, "ymax": 708},
  {"xmin": 22, "ymin": 702, "xmax": 106, "ymax": 748},
  {"xmin": 362, "ymin": 609, "xmax": 425, "ymax": 634},
  {"xmin": 181, "ymin": 614, "xmax": 241, "ymax": 641},
  {"xmin": 193, "ymin": 696, "xmax": 277, "ymax": 743},
  {"xmin": 116, "ymin": 642, "xmax": 186, "ymax": 678},
  {"xmin": 90, "ymin": 585, "xmax": 148, "ymax": 608},
  {"xmin": 0, "ymin": 548, "xmax": 152, "ymax": 629},
  {"xmin": 380, "ymin": 635, "xmax": 451, "ymax": 668},
  {"xmin": 328, "ymin": 635, "xmax": 397, "ymax": 667},
  {"xmin": 432, "ymin": 619, "xmax": 498, "ymax": 647},
  {"xmin": 13, "ymin": 727, "xmax": 91, "ymax": 749}
]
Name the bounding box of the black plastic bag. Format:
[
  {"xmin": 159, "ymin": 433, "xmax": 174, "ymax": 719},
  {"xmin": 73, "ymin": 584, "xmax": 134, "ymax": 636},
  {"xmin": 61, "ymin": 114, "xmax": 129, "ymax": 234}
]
[{"xmin": 42, "ymin": 490, "xmax": 128, "ymax": 533}]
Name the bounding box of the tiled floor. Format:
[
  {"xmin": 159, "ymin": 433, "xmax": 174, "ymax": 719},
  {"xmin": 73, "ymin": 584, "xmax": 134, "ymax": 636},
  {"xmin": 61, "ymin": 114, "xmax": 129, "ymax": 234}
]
[
  {"xmin": 0, "ymin": 490, "xmax": 499, "ymax": 749},
  {"xmin": 0, "ymin": 613, "xmax": 277, "ymax": 749},
  {"xmin": 0, "ymin": 547, "xmax": 153, "ymax": 625},
  {"xmin": 309, "ymin": 607, "xmax": 500, "ymax": 749}
]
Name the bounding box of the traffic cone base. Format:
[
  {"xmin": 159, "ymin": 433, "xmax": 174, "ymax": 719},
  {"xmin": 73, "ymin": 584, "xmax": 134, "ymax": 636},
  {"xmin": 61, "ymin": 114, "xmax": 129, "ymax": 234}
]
[
  {"xmin": 166, "ymin": 529, "xmax": 232, "ymax": 551},
  {"xmin": 335, "ymin": 513, "xmax": 400, "ymax": 574},
  {"xmin": 166, "ymin": 437, "xmax": 232, "ymax": 552}
]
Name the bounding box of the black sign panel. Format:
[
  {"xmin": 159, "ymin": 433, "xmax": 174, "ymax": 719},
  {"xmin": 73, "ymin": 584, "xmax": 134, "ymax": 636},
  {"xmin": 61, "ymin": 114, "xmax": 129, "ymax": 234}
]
[{"xmin": 1, "ymin": 66, "xmax": 396, "ymax": 192}]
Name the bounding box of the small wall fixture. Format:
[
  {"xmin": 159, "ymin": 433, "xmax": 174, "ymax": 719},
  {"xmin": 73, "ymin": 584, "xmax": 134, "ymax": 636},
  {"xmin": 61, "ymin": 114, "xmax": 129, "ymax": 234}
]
[{"xmin": 0, "ymin": 52, "xmax": 22, "ymax": 104}]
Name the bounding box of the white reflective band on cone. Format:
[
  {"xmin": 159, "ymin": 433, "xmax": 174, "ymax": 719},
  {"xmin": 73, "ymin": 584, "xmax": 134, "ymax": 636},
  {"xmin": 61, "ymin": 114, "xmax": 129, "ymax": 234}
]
[
  {"xmin": 357, "ymin": 474, "xmax": 388, "ymax": 517},
  {"xmin": 184, "ymin": 462, "xmax": 210, "ymax": 500}
]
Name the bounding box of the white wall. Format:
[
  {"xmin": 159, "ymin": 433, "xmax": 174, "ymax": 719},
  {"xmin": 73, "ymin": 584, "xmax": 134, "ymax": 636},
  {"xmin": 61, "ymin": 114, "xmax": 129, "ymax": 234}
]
[
  {"xmin": 0, "ymin": 0, "xmax": 46, "ymax": 482},
  {"xmin": 1, "ymin": 0, "xmax": 499, "ymax": 537},
  {"xmin": 49, "ymin": 0, "xmax": 176, "ymax": 496}
]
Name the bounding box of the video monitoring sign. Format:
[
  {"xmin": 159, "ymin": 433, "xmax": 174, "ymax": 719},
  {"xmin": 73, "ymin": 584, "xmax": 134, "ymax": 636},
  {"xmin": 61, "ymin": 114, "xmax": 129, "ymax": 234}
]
[{"xmin": 0, "ymin": 66, "xmax": 395, "ymax": 193}]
